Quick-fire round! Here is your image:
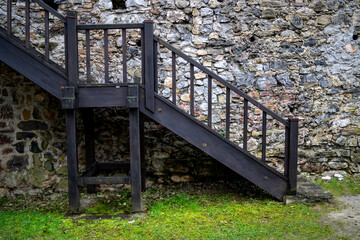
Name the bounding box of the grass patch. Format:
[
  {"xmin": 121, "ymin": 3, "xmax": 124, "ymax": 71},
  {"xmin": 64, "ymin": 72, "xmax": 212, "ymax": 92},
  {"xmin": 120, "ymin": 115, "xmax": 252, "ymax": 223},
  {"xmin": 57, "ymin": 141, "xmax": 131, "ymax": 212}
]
[
  {"xmin": 0, "ymin": 182, "xmax": 342, "ymax": 239},
  {"xmin": 314, "ymin": 175, "xmax": 360, "ymax": 196}
]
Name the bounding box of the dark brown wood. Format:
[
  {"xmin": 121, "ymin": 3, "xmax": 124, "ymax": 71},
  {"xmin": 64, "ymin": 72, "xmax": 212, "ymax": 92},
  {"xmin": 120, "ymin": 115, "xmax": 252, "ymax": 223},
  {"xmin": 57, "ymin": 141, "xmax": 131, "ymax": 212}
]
[
  {"xmin": 25, "ymin": 0, "xmax": 30, "ymax": 48},
  {"xmin": 139, "ymin": 92, "xmax": 288, "ymax": 200},
  {"xmin": 129, "ymin": 107, "xmax": 144, "ymax": 212},
  {"xmin": 141, "ymin": 28, "xmax": 144, "ymax": 84},
  {"xmin": 243, "ymin": 99, "xmax": 248, "ymax": 151},
  {"xmin": 190, "ymin": 64, "xmax": 194, "ymax": 116},
  {"xmin": 262, "ymin": 111, "xmax": 267, "ymax": 162},
  {"xmin": 287, "ymin": 118, "xmax": 298, "ymax": 194},
  {"xmin": 79, "ymin": 176, "xmax": 130, "ymax": 185},
  {"xmin": 140, "ymin": 113, "xmax": 146, "ymax": 192},
  {"xmin": 65, "ymin": 109, "xmax": 80, "ymax": 213},
  {"xmin": 226, "ymin": 87, "xmax": 230, "ymax": 139},
  {"xmin": 122, "ymin": 29, "xmax": 127, "ymax": 83},
  {"xmin": 7, "ymin": 0, "xmax": 11, "ymax": 35},
  {"xmin": 77, "ymin": 23, "xmax": 144, "ymax": 30},
  {"xmin": 154, "ymin": 36, "xmax": 288, "ymax": 126},
  {"xmin": 172, "ymin": 52, "xmax": 176, "ymax": 104},
  {"xmin": 66, "ymin": 11, "xmax": 78, "ymax": 88},
  {"xmin": 104, "ymin": 29, "xmax": 109, "ymax": 83},
  {"xmin": 143, "ymin": 20, "xmax": 154, "ymax": 111},
  {"xmin": 208, "ymin": 76, "xmax": 212, "ymax": 128},
  {"xmin": 0, "ymin": 35, "xmax": 67, "ymax": 99},
  {"xmin": 153, "ymin": 40, "xmax": 158, "ymax": 93},
  {"xmin": 86, "ymin": 29, "xmax": 91, "ymax": 83},
  {"xmin": 77, "ymin": 86, "xmax": 128, "ymax": 108},
  {"xmin": 45, "ymin": 10, "xmax": 50, "ymax": 62},
  {"xmin": 82, "ymin": 108, "xmax": 96, "ymax": 193}
]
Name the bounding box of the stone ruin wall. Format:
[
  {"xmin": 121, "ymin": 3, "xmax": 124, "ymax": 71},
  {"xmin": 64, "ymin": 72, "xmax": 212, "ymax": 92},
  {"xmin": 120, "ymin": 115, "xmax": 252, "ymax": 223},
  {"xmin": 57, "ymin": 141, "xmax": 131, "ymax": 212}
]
[{"xmin": 0, "ymin": 0, "xmax": 359, "ymax": 196}]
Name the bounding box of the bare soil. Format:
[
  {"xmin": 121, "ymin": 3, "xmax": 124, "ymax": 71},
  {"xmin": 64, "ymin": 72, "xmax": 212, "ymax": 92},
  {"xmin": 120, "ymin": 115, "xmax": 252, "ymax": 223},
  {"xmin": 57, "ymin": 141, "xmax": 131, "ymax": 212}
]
[{"xmin": 327, "ymin": 195, "xmax": 360, "ymax": 239}]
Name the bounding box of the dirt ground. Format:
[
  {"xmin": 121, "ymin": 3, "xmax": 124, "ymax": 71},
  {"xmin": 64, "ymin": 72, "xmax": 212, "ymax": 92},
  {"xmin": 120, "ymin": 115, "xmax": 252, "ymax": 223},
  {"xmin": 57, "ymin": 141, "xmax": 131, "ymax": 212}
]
[{"xmin": 327, "ymin": 195, "xmax": 360, "ymax": 239}]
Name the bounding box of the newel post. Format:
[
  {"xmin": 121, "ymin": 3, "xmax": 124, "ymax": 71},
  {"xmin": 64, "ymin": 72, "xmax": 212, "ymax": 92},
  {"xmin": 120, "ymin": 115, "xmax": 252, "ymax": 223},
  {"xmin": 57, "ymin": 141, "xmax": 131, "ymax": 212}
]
[
  {"xmin": 143, "ymin": 20, "xmax": 154, "ymax": 112},
  {"xmin": 66, "ymin": 11, "xmax": 78, "ymax": 89},
  {"xmin": 286, "ymin": 118, "xmax": 299, "ymax": 195}
]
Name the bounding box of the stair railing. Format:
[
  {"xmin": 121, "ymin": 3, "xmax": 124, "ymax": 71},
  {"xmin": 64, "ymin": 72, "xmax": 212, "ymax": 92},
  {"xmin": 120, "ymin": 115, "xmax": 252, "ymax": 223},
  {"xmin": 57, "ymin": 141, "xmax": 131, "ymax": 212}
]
[
  {"xmin": 152, "ymin": 36, "xmax": 299, "ymax": 193},
  {"xmin": 3, "ymin": 0, "xmax": 68, "ymax": 75}
]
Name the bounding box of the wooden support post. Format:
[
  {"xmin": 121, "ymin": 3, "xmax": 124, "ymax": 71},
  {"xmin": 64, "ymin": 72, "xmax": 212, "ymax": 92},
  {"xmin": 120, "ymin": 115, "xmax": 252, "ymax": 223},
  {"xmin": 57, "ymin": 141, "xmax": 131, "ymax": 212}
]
[
  {"xmin": 82, "ymin": 108, "xmax": 96, "ymax": 193},
  {"xmin": 140, "ymin": 113, "xmax": 146, "ymax": 192},
  {"xmin": 287, "ymin": 118, "xmax": 298, "ymax": 195},
  {"xmin": 143, "ymin": 20, "xmax": 154, "ymax": 112},
  {"xmin": 65, "ymin": 109, "xmax": 80, "ymax": 213},
  {"xmin": 128, "ymin": 86, "xmax": 144, "ymax": 212}
]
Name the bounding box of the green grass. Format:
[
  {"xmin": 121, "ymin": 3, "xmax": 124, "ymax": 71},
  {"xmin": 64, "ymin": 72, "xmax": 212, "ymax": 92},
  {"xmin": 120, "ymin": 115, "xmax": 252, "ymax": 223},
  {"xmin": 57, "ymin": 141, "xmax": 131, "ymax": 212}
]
[
  {"xmin": 0, "ymin": 182, "xmax": 341, "ymax": 240},
  {"xmin": 314, "ymin": 175, "xmax": 360, "ymax": 196}
]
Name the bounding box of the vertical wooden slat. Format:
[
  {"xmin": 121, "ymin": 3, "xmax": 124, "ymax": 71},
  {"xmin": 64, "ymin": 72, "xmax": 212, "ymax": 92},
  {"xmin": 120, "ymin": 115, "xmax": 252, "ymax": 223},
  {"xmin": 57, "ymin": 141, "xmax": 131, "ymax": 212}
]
[
  {"xmin": 104, "ymin": 29, "xmax": 109, "ymax": 83},
  {"xmin": 44, "ymin": 10, "xmax": 50, "ymax": 62},
  {"xmin": 262, "ymin": 111, "xmax": 267, "ymax": 162},
  {"xmin": 65, "ymin": 109, "xmax": 80, "ymax": 213},
  {"xmin": 190, "ymin": 64, "xmax": 194, "ymax": 116},
  {"xmin": 172, "ymin": 52, "xmax": 176, "ymax": 104},
  {"xmin": 25, "ymin": 0, "xmax": 30, "ymax": 48},
  {"xmin": 7, "ymin": 0, "xmax": 12, "ymax": 35},
  {"xmin": 208, "ymin": 76, "xmax": 212, "ymax": 128},
  {"xmin": 287, "ymin": 118, "xmax": 299, "ymax": 194},
  {"xmin": 64, "ymin": 23, "xmax": 68, "ymax": 75},
  {"xmin": 226, "ymin": 87, "xmax": 230, "ymax": 139},
  {"xmin": 85, "ymin": 29, "xmax": 91, "ymax": 83},
  {"xmin": 122, "ymin": 29, "xmax": 127, "ymax": 83},
  {"xmin": 141, "ymin": 28, "xmax": 145, "ymax": 84},
  {"xmin": 143, "ymin": 20, "xmax": 154, "ymax": 111},
  {"xmin": 139, "ymin": 113, "xmax": 146, "ymax": 192},
  {"xmin": 83, "ymin": 108, "xmax": 96, "ymax": 193},
  {"xmin": 154, "ymin": 40, "xmax": 158, "ymax": 93},
  {"xmin": 243, "ymin": 99, "xmax": 248, "ymax": 151},
  {"xmin": 284, "ymin": 125, "xmax": 290, "ymax": 177}
]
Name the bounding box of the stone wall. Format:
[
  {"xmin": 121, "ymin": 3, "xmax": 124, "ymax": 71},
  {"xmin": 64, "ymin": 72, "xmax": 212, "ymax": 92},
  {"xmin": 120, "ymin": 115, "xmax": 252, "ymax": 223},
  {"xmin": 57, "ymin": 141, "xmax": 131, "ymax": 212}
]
[
  {"xmin": 0, "ymin": 63, "xmax": 227, "ymax": 197},
  {"xmin": 0, "ymin": 0, "xmax": 360, "ymax": 196}
]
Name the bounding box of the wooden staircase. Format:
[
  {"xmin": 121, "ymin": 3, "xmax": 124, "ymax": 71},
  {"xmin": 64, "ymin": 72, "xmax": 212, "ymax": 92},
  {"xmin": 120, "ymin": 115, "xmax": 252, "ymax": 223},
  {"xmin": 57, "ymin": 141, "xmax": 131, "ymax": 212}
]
[{"xmin": 0, "ymin": 0, "xmax": 298, "ymax": 212}]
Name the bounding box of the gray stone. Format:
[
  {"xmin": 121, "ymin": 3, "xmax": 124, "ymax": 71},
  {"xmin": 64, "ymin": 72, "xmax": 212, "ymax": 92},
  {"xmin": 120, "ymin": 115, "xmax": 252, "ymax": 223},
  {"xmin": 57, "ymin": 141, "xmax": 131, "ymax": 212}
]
[
  {"xmin": 290, "ymin": 15, "xmax": 303, "ymax": 29},
  {"xmin": 276, "ymin": 73, "xmax": 294, "ymax": 87},
  {"xmin": 200, "ymin": 8, "xmax": 213, "ymax": 17},
  {"xmin": 284, "ymin": 177, "xmax": 333, "ymax": 204},
  {"xmin": 256, "ymin": 76, "xmax": 277, "ymax": 90},
  {"xmin": 6, "ymin": 155, "xmax": 28, "ymax": 171},
  {"xmin": 29, "ymin": 167, "xmax": 46, "ymax": 188},
  {"xmin": 16, "ymin": 132, "xmax": 37, "ymax": 140},
  {"xmin": 262, "ymin": 8, "xmax": 276, "ymax": 19},
  {"xmin": 328, "ymin": 161, "xmax": 348, "ymax": 170},
  {"xmin": 126, "ymin": 0, "xmax": 147, "ymax": 7},
  {"xmin": 17, "ymin": 121, "xmax": 48, "ymax": 131},
  {"xmin": 175, "ymin": 0, "xmax": 190, "ymax": 9}
]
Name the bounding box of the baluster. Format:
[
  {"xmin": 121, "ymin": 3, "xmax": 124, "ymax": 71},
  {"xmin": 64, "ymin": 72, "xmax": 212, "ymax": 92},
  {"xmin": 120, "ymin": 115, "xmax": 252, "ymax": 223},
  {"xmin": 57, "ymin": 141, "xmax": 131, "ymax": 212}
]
[
  {"xmin": 7, "ymin": 0, "xmax": 12, "ymax": 35},
  {"xmin": 243, "ymin": 99, "xmax": 248, "ymax": 151},
  {"xmin": 45, "ymin": 10, "xmax": 50, "ymax": 62},
  {"xmin": 154, "ymin": 40, "xmax": 158, "ymax": 93},
  {"xmin": 226, "ymin": 87, "xmax": 230, "ymax": 139},
  {"xmin": 104, "ymin": 29, "xmax": 109, "ymax": 83},
  {"xmin": 85, "ymin": 29, "xmax": 91, "ymax": 83},
  {"xmin": 208, "ymin": 76, "xmax": 212, "ymax": 128},
  {"xmin": 262, "ymin": 111, "xmax": 267, "ymax": 162},
  {"xmin": 122, "ymin": 29, "xmax": 127, "ymax": 83},
  {"xmin": 190, "ymin": 64, "xmax": 194, "ymax": 116},
  {"xmin": 141, "ymin": 28, "xmax": 144, "ymax": 84},
  {"xmin": 25, "ymin": 0, "xmax": 30, "ymax": 48},
  {"xmin": 172, "ymin": 52, "xmax": 176, "ymax": 104}
]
